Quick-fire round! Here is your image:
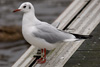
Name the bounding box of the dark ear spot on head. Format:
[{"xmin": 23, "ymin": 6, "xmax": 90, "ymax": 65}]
[{"xmin": 29, "ymin": 5, "xmax": 31, "ymax": 9}]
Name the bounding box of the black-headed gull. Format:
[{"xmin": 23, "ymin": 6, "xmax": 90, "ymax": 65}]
[{"xmin": 13, "ymin": 2, "xmax": 92, "ymax": 63}]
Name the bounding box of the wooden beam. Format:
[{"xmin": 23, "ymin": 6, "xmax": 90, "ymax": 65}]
[{"xmin": 52, "ymin": 0, "xmax": 89, "ymax": 29}]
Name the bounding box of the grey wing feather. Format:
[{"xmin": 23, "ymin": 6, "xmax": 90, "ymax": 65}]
[{"xmin": 33, "ymin": 22, "xmax": 75, "ymax": 43}]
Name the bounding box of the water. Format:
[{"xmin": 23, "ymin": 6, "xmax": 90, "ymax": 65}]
[{"xmin": 0, "ymin": 0, "xmax": 73, "ymax": 67}]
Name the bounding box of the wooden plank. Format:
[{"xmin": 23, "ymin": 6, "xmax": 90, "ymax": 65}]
[
  {"xmin": 12, "ymin": 46, "xmax": 37, "ymax": 67},
  {"xmin": 68, "ymin": 0, "xmax": 100, "ymax": 34},
  {"xmin": 52, "ymin": 0, "xmax": 89, "ymax": 29}
]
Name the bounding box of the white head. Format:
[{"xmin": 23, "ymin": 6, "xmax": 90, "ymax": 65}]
[{"xmin": 13, "ymin": 2, "xmax": 34, "ymax": 13}]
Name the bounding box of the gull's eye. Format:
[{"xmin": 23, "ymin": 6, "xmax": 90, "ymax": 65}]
[{"xmin": 23, "ymin": 6, "xmax": 26, "ymax": 8}]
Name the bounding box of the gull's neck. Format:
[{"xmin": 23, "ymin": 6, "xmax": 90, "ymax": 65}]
[{"xmin": 22, "ymin": 10, "xmax": 41, "ymax": 27}]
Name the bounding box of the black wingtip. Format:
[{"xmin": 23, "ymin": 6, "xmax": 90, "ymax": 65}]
[
  {"xmin": 78, "ymin": 35, "xmax": 93, "ymax": 39},
  {"xmin": 88, "ymin": 35, "xmax": 93, "ymax": 39},
  {"xmin": 71, "ymin": 33, "xmax": 93, "ymax": 39}
]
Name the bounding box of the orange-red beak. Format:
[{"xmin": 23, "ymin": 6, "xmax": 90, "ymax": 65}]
[{"xmin": 13, "ymin": 9, "xmax": 21, "ymax": 12}]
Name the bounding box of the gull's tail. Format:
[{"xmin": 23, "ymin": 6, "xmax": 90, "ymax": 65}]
[{"xmin": 72, "ymin": 33, "xmax": 93, "ymax": 39}]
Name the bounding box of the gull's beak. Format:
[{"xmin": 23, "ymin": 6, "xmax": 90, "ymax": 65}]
[{"xmin": 13, "ymin": 9, "xmax": 21, "ymax": 12}]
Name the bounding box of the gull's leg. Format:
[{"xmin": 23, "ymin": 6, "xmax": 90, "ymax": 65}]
[
  {"xmin": 37, "ymin": 48, "xmax": 46, "ymax": 64},
  {"xmin": 44, "ymin": 48, "xmax": 46, "ymax": 58}
]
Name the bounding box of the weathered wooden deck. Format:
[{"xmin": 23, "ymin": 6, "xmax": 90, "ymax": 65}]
[{"xmin": 12, "ymin": 0, "xmax": 100, "ymax": 67}]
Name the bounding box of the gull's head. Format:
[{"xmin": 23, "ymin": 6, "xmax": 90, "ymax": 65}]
[{"xmin": 13, "ymin": 2, "xmax": 34, "ymax": 13}]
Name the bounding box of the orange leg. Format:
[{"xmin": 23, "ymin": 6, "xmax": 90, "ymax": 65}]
[{"xmin": 44, "ymin": 48, "xmax": 46, "ymax": 58}]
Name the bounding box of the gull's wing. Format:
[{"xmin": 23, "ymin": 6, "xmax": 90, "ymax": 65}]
[{"xmin": 33, "ymin": 22, "xmax": 75, "ymax": 43}]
